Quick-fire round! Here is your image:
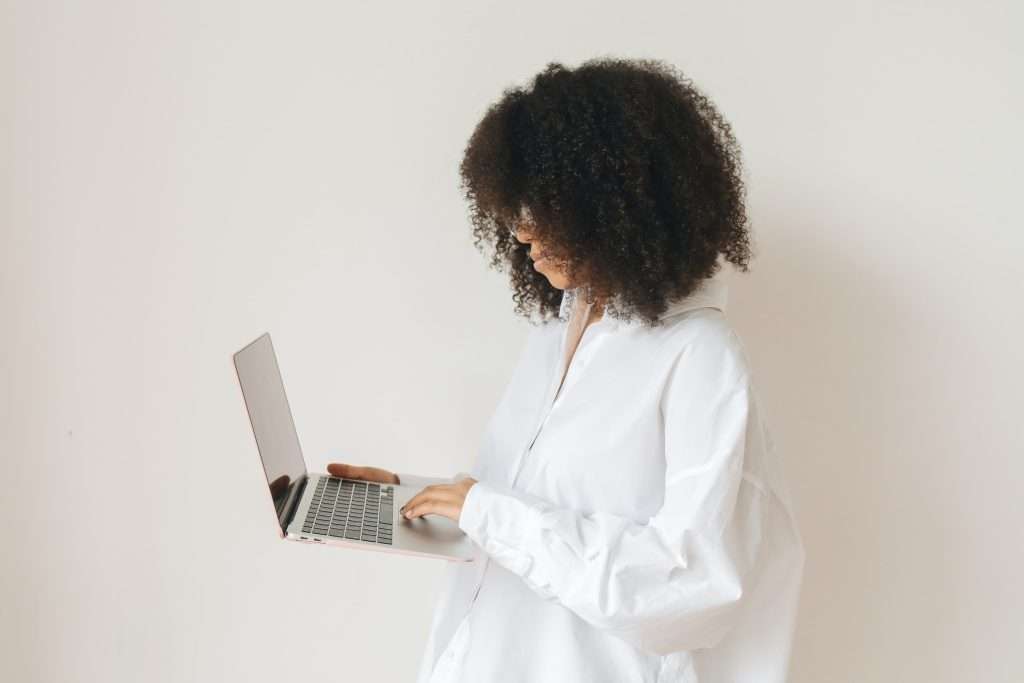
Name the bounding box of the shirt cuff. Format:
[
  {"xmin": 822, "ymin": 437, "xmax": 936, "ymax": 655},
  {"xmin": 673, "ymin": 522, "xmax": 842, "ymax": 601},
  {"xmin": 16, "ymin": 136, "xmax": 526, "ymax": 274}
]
[
  {"xmin": 458, "ymin": 479, "xmax": 487, "ymax": 538},
  {"xmin": 458, "ymin": 480, "xmax": 540, "ymax": 552},
  {"xmin": 456, "ymin": 480, "xmax": 562, "ymax": 597}
]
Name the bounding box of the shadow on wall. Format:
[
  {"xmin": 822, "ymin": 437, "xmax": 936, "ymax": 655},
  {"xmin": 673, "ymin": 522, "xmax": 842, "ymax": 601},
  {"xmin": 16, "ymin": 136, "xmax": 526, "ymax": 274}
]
[{"xmin": 736, "ymin": 207, "xmax": 963, "ymax": 682}]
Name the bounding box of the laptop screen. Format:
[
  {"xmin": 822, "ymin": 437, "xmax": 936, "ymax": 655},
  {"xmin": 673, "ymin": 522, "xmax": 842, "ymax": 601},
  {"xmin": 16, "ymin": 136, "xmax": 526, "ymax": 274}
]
[{"xmin": 233, "ymin": 333, "xmax": 308, "ymax": 531}]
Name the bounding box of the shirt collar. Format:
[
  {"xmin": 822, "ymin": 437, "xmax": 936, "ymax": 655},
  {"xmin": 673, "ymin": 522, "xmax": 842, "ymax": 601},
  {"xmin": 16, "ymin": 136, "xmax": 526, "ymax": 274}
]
[
  {"xmin": 657, "ymin": 270, "xmax": 729, "ymax": 319},
  {"xmin": 558, "ymin": 270, "xmax": 729, "ymax": 327}
]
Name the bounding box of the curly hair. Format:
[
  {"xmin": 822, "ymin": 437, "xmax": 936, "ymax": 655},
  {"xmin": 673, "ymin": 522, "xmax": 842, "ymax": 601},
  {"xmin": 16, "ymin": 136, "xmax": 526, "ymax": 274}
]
[{"xmin": 458, "ymin": 56, "xmax": 753, "ymax": 327}]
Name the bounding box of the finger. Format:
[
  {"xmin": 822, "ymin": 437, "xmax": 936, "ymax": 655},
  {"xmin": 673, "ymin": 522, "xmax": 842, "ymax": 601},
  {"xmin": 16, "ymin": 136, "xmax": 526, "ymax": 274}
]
[
  {"xmin": 402, "ymin": 500, "xmax": 431, "ymax": 519},
  {"xmin": 402, "ymin": 499, "xmax": 456, "ymax": 521},
  {"xmin": 400, "ymin": 485, "xmax": 451, "ymax": 512},
  {"xmin": 326, "ymin": 463, "xmax": 361, "ymax": 479},
  {"xmin": 326, "ymin": 463, "xmax": 398, "ymax": 484},
  {"xmin": 340, "ymin": 464, "xmax": 398, "ymax": 483},
  {"xmin": 401, "ymin": 487, "xmax": 458, "ymax": 518}
]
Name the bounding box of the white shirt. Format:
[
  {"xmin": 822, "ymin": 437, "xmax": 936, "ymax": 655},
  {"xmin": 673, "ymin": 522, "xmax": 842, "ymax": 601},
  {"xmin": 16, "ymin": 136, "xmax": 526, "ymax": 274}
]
[{"xmin": 400, "ymin": 270, "xmax": 805, "ymax": 683}]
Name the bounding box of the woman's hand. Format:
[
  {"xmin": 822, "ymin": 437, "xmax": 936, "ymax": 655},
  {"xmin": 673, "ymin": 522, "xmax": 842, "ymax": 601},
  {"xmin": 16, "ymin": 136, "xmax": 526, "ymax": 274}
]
[
  {"xmin": 326, "ymin": 462, "xmax": 400, "ymax": 485},
  {"xmin": 400, "ymin": 477, "xmax": 478, "ymax": 523}
]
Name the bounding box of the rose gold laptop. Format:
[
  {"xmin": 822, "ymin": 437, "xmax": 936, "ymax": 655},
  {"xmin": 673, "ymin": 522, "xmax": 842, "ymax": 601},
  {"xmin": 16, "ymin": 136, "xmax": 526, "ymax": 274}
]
[{"xmin": 233, "ymin": 333, "xmax": 473, "ymax": 562}]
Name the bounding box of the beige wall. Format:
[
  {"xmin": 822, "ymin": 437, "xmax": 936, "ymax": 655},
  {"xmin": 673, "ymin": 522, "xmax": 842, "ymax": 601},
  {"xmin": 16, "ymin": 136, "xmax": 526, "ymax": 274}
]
[{"xmin": 3, "ymin": 1, "xmax": 1020, "ymax": 681}]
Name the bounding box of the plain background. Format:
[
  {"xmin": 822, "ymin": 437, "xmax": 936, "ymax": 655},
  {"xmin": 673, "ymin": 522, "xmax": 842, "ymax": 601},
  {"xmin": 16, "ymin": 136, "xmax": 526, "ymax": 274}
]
[{"xmin": 3, "ymin": 1, "xmax": 1021, "ymax": 681}]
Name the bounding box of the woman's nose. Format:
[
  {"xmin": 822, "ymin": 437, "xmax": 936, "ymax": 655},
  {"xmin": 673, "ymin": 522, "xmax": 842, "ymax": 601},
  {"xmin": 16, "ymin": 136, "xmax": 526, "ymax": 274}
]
[{"xmin": 514, "ymin": 222, "xmax": 535, "ymax": 242}]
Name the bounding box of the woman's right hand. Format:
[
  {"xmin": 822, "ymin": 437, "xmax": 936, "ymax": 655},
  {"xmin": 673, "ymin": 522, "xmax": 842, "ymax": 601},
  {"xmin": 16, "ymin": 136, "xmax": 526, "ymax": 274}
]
[{"xmin": 326, "ymin": 462, "xmax": 400, "ymax": 485}]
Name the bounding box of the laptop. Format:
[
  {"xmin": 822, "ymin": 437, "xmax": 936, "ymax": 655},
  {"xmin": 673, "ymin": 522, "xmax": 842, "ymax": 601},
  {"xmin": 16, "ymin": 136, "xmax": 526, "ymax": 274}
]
[{"xmin": 233, "ymin": 332, "xmax": 474, "ymax": 562}]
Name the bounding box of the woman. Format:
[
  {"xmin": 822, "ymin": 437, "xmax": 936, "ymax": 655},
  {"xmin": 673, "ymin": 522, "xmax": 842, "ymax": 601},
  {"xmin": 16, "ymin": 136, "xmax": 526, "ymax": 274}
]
[{"xmin": 329, "ymin": 57, "xmax": 805, "ymax": 682}]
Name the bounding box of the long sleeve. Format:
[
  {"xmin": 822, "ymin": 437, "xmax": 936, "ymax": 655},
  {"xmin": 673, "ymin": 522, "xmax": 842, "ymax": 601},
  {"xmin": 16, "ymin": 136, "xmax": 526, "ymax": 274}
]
[{"xmin": 456, "ymin": 332, "xmax": 766, "ymax": 655}]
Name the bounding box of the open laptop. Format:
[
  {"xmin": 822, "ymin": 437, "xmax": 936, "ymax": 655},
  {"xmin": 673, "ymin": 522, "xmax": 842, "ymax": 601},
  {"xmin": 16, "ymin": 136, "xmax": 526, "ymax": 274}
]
[{"xmin": 233, "ymin": 332, "xmax": 474, "ymax": 562}]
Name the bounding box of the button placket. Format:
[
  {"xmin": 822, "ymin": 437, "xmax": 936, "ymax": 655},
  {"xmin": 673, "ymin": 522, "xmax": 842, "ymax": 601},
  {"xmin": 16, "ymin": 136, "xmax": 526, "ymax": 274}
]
[
  {"xmin": 500, "ymin": 321, "xmax": 573, "ymax": 489},
  {"xmin": 456, "ymin": 313, "xmax": 607, "ymax": 672},
  {"xmin": 549, "ymin": 325, "xmax": 607, "ymax": 411},
  {"xmin": 510, "ymin": 316, "xmax": 609, "ymax": 490},
  {"xmin": 428, "ymin": 613, "xmax": 471, "ymax": 683},
  {"xmin": 459, "ymin": 319, "xmax": 575, "ymax": 632}
]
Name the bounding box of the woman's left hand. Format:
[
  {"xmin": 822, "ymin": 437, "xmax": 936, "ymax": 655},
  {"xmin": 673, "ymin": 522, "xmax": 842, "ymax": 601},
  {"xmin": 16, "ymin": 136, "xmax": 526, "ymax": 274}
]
[{"xmin": 400, "ymin": 477, "xmax": 478, "ymax": 523}]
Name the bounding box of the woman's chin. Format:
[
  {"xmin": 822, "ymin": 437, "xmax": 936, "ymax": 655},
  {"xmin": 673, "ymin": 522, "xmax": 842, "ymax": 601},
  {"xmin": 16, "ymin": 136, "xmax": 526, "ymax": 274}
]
[{"xmin": 544, "ymin": 275, "xmax": 571, "ymax": 290}]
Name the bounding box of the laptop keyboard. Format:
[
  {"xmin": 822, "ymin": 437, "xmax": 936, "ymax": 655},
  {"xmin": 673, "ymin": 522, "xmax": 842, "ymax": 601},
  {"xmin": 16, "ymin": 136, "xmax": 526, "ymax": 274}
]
[{"xmin": 301, "ymin": 477, "xmax": 394, "ymax": 545}]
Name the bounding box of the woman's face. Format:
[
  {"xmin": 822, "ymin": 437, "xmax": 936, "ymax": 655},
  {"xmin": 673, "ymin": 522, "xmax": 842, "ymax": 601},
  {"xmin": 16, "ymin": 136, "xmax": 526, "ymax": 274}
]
[{"xmin": 513, "ymin": 217, "xmax": 574, "ymax": 290}]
